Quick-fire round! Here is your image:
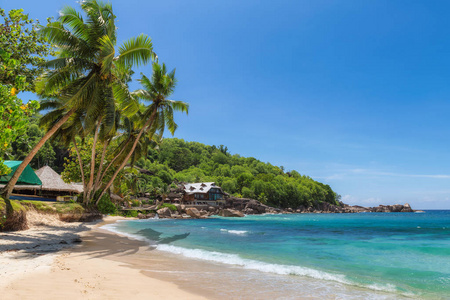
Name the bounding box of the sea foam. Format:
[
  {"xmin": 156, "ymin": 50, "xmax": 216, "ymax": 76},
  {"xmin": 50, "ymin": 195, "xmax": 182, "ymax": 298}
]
[{"xmin": 220, "ymin": 229, "xmax": 248, "ymax": 235}]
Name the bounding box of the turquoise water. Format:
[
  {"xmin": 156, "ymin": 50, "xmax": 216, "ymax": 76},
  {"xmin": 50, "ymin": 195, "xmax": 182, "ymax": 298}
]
[{"xmin": 106, "ymin": 211, "xmax": 450, "ymax": 299}]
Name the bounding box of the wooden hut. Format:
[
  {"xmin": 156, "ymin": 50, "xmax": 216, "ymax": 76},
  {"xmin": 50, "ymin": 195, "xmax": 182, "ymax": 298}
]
[{"xmin": 0, "ymin": 165, "xmax": 82, "ymax": 200}]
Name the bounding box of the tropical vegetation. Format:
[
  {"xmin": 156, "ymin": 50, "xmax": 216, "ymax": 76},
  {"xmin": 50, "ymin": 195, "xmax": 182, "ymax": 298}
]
[{"xmin": 1, "ymin": 1, "xmax": 339, "ymax": 231}]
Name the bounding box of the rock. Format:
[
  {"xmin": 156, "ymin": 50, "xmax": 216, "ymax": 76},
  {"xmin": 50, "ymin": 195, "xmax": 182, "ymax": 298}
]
[
  {"xmin": 180, "ymin": 205, "xmax": 186, "ymax": 212},
  {"xmin": 174, "ymin": 204, "xmax": 182, "ymax": 213},
  {"xmin": 218, "ymin": 209, "xmax": 245, "ymax": 217},
  {"xmin": 156, "ymin": 207, "xmax": 172, "ymax": 218},
  {"xmin": 186, "ymin": 207, "xmax": 201, "ymax": 218},
  {"xmin": 137, "ymin": 213, "xmax": 147, "ymax": 219},
  {"xmin": 401, "ymin": 203, "xmax": 413, "ymax": 212},
  {"xmin": 244, "ymin": 200, "xmax": 267, "ymax": 214},
  {"xmin": 244, "ymin": 208, "xmax": 255, "ymax": 215},
  {"xmin": 146, "ymin": 213, "xmax": 156, "ymax": 218},
  {"xmin": 390, "ymin": 204, "xmax": 403, "ymax": 212},
  {"xmin": 181, "ymin": 213, "xmax": 191, "ymax": 218}
]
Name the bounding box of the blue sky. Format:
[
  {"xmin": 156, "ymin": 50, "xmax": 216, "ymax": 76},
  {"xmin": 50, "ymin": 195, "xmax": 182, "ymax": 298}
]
[{"xmin": 2, "ymin": 0, "xmax": 450, "ymax": 209}]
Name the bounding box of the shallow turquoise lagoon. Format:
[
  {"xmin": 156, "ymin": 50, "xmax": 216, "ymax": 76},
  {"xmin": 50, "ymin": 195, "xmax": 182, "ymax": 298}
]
[{"xmin": 106, "ymin": 211, "xmax": 450, "ymax": 299}]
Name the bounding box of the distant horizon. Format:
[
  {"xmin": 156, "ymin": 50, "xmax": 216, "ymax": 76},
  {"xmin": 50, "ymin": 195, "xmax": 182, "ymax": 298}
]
[{"xmin": 3, "ymin": 0, "xmax": 450, "ymax": 209}]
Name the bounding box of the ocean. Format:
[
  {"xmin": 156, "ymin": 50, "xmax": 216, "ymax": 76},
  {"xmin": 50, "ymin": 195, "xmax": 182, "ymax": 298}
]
[{"xmin": 104, "ymin": 211, "xmax": 450, "ymax": 299}]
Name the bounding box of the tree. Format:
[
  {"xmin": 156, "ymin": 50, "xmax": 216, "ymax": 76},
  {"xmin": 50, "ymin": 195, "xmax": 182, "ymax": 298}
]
[
  {"xmin": 1, "ymin": 0, "xmax": 155, "ymax": 200},
  {"xmin": 0, "ymin": 8, "xmax": 53, "ymax": 91},
  {"xmin": 97, "ymin": 62, "xmax": 189, "ymax": 203}
]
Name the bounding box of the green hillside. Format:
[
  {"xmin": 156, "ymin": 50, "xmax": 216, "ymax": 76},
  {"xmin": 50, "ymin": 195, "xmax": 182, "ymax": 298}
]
[{"xmin": 136, "ymin": 138, "xmax": 341, "ymax": 209}]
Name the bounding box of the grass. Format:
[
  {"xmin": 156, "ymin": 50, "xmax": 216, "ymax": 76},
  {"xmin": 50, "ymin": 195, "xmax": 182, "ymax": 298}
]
[
  {"xmin": 0, "ymin": 197, "xmax": 26, "ymax": 213},
  {"xmin": 20, "ymin": 200, "xmax": 85, "ymax": 214}
]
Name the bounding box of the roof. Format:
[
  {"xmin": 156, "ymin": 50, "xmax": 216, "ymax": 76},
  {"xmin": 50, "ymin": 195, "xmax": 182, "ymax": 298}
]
[
  {"xmin": 34, "ymin": 166, "xmax": 82, "ymax": 193},
  {"xmin": 184, "ymin": 182, "xmax": 223, "ymax": 195},
  {"xmin": 0, "ymin": 161, "xmax": 42, "ymax": 185}
]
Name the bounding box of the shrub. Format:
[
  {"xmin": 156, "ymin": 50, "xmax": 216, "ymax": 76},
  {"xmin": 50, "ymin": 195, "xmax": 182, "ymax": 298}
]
[
  {"xmin": 158, "ymin": 203, "xmax": 177, "ymax": 211},
  {"xmin": 131, "ymin": 199, "xmax": 141, "ymax": 207},
  {"xmin": 123, "ymin": 210, "xmax": 138, "ymax": 218},
  {"xmin": 97, "ymin": 194, "xmax": 118, "ymax": 215}
]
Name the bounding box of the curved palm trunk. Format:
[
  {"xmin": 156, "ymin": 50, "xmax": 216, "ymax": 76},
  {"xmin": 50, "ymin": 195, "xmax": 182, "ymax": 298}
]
[
  {"xmin": 96, "ymin": 110, "xmax": 157, "ymax": 204},
  {"xmin": 1, "ymin": 108, "xmax": 76, "ymax": 201},
  {"xmin": 84, "ymin": 121, "xmax": 101, "ymax": 204},
  {"xmin": 97, "ymin": 136, "xmax": 131, "ymax": 186},
  {"xmin": 72, "ymin": 137, "xmax": 86, "ymax": 189},
  {"xmin": 93, "ymin": 140, "xmax": 109, "ymax": 193}
]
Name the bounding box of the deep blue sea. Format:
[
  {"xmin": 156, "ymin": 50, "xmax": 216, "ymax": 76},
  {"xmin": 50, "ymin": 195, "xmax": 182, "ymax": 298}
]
[{"xmin": 105, "ymin": 211, "xmax": 450, "ymax": 299}]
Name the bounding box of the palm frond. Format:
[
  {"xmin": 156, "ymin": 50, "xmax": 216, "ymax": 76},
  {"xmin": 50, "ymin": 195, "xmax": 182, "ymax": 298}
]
[{"xmin": 116, "ymin": 34, "xmax": 154, "ymax": 67}]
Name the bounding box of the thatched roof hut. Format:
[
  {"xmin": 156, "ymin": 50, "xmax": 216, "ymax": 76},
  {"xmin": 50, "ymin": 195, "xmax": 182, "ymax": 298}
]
[
  {"xmin": 35, "ymin": 166, "xmax": 82, "ymax": 193},
  {"xmin": 0, "ymin": 165, "xmax": 83, "ymax": 195}
]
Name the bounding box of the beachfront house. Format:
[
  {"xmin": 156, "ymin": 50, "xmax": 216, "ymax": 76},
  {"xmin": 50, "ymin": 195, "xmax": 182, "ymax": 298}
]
[{"xmin": 182, "ymin": 182, "xmax": 226, "ymax": 206}]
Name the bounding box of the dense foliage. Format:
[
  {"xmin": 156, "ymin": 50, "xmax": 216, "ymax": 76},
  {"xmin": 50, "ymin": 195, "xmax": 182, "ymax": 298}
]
[
  {"xmin": 0, "ymin": 8, "xmax": 53, "ymax": 91},
  {"xmin": 135, "ymin": 138, "xmax": 340, "ymax": 209}
]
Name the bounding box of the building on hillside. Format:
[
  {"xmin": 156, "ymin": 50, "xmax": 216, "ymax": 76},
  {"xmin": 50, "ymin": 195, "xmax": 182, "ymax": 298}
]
[{"xmin": 182, "ymin": 182, "xmax": 226, "ymax": 206}]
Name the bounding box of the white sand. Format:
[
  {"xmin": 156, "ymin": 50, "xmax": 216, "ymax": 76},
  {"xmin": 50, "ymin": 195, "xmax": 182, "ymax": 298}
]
[{"xmin": 0, "ymin": 214, "xmax": 205, "ymax": 299}]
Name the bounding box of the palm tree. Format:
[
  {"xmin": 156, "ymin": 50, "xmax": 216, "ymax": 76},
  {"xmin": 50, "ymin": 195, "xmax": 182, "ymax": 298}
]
[
  {"xmin": 1, "ymin": 0, "xmax": 154, "ymax": 200},
  {"xmin": 96, "ymin": 62, "xmax": 188, "ymax": 203}
]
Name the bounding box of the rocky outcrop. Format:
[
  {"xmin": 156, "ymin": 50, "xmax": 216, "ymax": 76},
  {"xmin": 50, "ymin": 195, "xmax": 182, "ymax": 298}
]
[
  {"xmin": 289, "ymin": 202, "xmax": 416, "ymax": 214},
  {"xmin": 218, "ymin": 209, "xmax": 245, "ymax": 217},
  {"xmin": 123, "ymin": 198, "xmax": 416, "ymax": 220}
]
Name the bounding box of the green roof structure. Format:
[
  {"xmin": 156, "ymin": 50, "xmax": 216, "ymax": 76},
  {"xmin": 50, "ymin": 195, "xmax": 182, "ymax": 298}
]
[{"xmin": 0, "ymin": 161, "xmax": 42, "ymax": 185}]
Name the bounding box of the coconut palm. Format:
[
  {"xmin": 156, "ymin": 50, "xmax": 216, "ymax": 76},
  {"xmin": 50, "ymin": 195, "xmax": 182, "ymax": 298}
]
[
  {"xmin": 96, "ymin": 62, "xmax": 188, "ymax": 203},
  {"xmin": 1, "ymin": 0, "xmax": 154, "ymax": 200}
]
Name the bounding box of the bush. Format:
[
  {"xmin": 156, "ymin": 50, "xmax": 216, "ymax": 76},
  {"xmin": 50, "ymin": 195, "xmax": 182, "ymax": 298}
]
[
  {"xmin": 123, "ymin": 210, "xmax": 138, "ymax": 218},
  {"xmin": 131, "ymin": 199, "xmax": 140, "ymax": 207},
  {"xmin": 158, "ymin": 203, "xmax": 177, "ymax": 211},
  {"xmin": 97, "ymin": 194, "xmax": 118, "ymax": 215}
]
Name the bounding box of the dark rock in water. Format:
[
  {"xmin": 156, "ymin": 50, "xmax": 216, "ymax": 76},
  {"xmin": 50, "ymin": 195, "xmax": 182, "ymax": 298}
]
[
  {"xmin": 401, "ymin": 203, "xmax": 414, "ymax": 212},
  {"xmin": 218, "ymin": 209, "xmax": 244, "ymax": 217}
]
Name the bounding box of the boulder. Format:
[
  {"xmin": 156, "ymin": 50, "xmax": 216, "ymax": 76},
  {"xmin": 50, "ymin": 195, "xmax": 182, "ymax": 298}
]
[
  {"xmin": 244, "ymin": 200, "xmax": 267, "ymax": 214},
  {"xmin": 156, "ymin": 207, "xmax": 172, "ymax": 218},
  {"xmin": 146, "ymin": 212, "xmax": 156, "ymax": 219},
  {"xmin": 186, "ymin": 207, "xmax": 201, "ymax": 218},
  {"xmin": 244, "ymin": 208, "xmax": 255, "ymax": 215},
  {"xmin": 401, "ymin": 203, "xmax": 413, "ymax": 212},
  {"xmin": 174, "ymin": 204, "xmax": 182, "ymax": 213},
  {"xmin": 390, "ymin": 204, "xmax": 404, "ymax": 212},
  {"xmin": 218, "ymin": 209, "xmax": 245, "ymax": 217},
  {"xmin": 137, "ymin": 213, "xmax": 147, "ymax": 219}
]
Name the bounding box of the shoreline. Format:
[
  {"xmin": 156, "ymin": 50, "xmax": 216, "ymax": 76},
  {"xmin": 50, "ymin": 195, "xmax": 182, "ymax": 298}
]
[
  {"xmin": 1, "ymin": 215, "xmax": 410, "ymax": 299},
  {"xmin": 0, "ymin": 216, "xmax": 207, "ymax": 300}
]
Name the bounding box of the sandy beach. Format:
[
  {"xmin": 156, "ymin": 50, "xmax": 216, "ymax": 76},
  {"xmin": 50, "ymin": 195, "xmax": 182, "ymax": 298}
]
[
  {"xmin": 1, "ymin": 213, "xmax": 408, "ymax": 300},
  {"xmin": 0, "ymin": 215, "xmax": 206, "ymax": 300}
]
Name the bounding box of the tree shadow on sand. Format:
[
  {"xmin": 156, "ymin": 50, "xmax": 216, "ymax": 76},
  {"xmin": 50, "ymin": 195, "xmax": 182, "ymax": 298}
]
[
  {"xmin": 0, "ymin": 223, "xmax": 94, "ymax": 259},
  {"xmin": 0, "ymin": 221, "xmax": 190, "ymax": 261},
  {"xmin": 67, "ymin": 227, "xmax": 190, "ymax": 259}
]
